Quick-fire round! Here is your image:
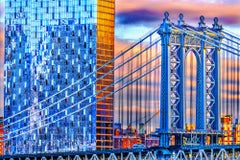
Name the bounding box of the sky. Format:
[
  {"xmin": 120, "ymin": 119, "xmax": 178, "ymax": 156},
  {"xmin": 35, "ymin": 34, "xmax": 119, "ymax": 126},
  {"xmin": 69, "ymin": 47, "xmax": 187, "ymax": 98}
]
[
  {"xmin": 115, "ymin": 0, "xmax": 240, "ymax": 53},
  {"xmin": 0, "ymin": 0, "xmax": 240, "ymax": 116}
]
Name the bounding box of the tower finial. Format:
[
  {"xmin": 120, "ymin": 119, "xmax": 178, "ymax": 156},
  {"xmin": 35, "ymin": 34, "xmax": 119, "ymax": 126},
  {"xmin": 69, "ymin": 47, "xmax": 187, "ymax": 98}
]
[
  {"xmin": 212, "ymin": 17, "xmax": 222, "ymax": 31},
  {"xmin": 199, "ymin": 15, "xmax": 206, "ymax": 28},
  {"xmin": 158, "ymin": 11, "xmax": 171, "ymax": 35},
  {"xmin": 163, "ymin": 11, "xmax": 170, "ymax": 23},
  {"xmin": 164, "ymin": 12, "xmax": 169, "ymax": 19},
  {"xmin": 178, "ymin": 13, "xmax": 185, "ymax": 26}
]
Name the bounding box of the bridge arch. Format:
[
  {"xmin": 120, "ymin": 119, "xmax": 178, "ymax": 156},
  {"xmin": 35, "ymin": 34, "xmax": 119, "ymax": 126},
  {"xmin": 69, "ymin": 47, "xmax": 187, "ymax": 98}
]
[
  {"xmin": 184, "ymin": 48, "xmax": 201, "ymax": 64},
  {"xmin": 184, "ymin": 49, "xmax": 198, "ymax": 129}
]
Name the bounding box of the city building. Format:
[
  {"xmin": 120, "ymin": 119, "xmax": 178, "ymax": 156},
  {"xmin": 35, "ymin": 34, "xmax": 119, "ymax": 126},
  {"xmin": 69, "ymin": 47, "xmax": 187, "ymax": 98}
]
[{"xmin": 4, "ymin": 0, "xmax": 114, "ymax": 154}]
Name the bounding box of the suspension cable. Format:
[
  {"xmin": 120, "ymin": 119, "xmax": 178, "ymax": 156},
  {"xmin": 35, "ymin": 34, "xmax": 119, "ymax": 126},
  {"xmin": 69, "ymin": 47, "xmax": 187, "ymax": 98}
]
[
  {"xmin": 206, "ymin": 28, "xmax": 240, "ymax": 45},
  {"xmin": 2, "ymin": 47, "xmax": 162, "ymax": 139},
  {"xmin": 222, "ymin": 29, "xmax": 240, "ymax": 41},
  {"xmin": 1, "ymin": 59, "xmax": 162, "ymax": 142},
  {"xmin": 1, "ymin": 38, "xmax": 161, "ymax": 131},
  {"xmin": 171, "ymin": 25, "xmax": 240, "ymax": 57},
  {"xmin": 172, "ymin": 25, "xmax": 240, "ymax": 118},
  {"xmin": 3, "ymin": 28, "xmax": 160, "ymax": 124},
  {"xmin": 175, "ymin": 25, "xmax": 240, "ymax": 54}
]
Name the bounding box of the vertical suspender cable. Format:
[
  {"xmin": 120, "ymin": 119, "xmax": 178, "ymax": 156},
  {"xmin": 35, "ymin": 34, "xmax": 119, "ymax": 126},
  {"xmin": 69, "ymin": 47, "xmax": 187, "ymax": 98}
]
[
  {"xmin": 223, "ymin": 48, "xmax": 226, "ymax": 115},
  {"xmin": 127, "ymin": 54, "xmax": 130, "ymax": 127},
  {"xmin": 235, "ymin": 41, "xmax": 238, "ymax": 119},
  {"xmin": 221, "ymin": 45, "xmax": 224, "ymax": 115},
  {"xmin": 121, "ymin": 54, "xmax": 124, "ymax": 129},
  {"xmin": 135, "ymin": 44, "xmax": 139, "ymax": 132},
  {"xmin": 155, "ymin": 42, "xmax": 158, "ymax": 128},
  {"xmin": 144, "ymin": 43, "xmax": 148, "ymax": 133},
  {"xmin": 231, "ymin": 39, "xmax": 233, "ymax": 118},
  {"xmin": 159, "ymin": 42, "xmax": 161, "ymax": 128},
  {"xmin": 238, "ymin": 43, "xmax": 240, "ymax": 118},
  {"xmin": 233, "ymin": 52, "xmax": 236, "ymax": 120},
  {"xmin": 235, "ymin": 54, "xmax": 237, "ymax": 120},
  {"xmin": 130, "ymin": 49, "xmax": 133, "ymax": 128},
  {"xmin": 140, "ymin": 43, "xmax": 143, "ymax": 126},
  {"xmin": 226, "ymin": 42, "xmax": 230, "ymax": 115},
  {"xmin": 190, "ymin": 52, "xmax": 193, "ymax": 125},
  {"xmin": 149, "ymin": 35, "xmax": 153, "ymax": 132},
  {"xmin": 118, "ymin": 53, "xmax": 121, "ymax": 125},
  {"xmin": 158, "ymin": 42, "xmax": 161, "ymax": 127}
]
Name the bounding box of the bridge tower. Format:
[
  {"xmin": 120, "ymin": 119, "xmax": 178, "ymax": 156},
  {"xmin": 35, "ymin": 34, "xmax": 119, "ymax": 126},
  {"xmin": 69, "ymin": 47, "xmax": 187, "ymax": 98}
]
[{"xmin": 158, "ymin": 12, "xmax": 222, "ymax": 147}]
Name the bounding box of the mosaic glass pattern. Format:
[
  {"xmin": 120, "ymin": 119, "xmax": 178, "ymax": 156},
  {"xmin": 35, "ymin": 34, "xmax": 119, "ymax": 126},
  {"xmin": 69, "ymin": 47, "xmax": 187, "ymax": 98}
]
[{"xmin": 4, "ymin": 0, "xmax": 114, "ymax": 154}]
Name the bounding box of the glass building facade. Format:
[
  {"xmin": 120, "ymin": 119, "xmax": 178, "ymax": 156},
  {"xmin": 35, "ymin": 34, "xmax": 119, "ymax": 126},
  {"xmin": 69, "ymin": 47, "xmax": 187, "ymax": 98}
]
[{"xmin": 4, "ymin": 0, "xmax": 114, "ymax": 154}]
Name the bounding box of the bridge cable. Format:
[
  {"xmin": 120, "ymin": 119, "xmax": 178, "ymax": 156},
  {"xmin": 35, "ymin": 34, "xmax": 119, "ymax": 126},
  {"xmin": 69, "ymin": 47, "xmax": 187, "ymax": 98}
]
[
  {"xmin": 190, "ymin": 51, "xmax": 194, "ymax": 125},
  {"xmin": 206, "ymin": 28, "xmax": 240, "ymax": 47},
  {"xmin": 172, "ymin": 25, "xmax": 240, "ymax": 118},
  {"xmin": 175, "ymin": 26, "xmax": 240, "ymax": 55},
  {"xmin": 1, "ymin": 55, "xmax": 162, "ymax": 142},
  {"xmin": 222, "ymin": 30, "xmax": 240, "ymax": 41},
  {"xmin": 227, "ymin": 40, "xmax": 230, "ymax": 115},
  {"xmin": 2, "ymin": 45, "xmax": 161, "ymax": 139},
  {"xmin": 238, "ymin": 43, "xmax": 240, "ymax": 119},
  {"xmin": 1, "ymin": 37, "xmax": 161, "ymax": 131},
  {"xmin": 2, "ymin": 50, "xmax": 161, "ymax": 139},
  {"xmin": 171, "ymin": 25, "xmax": 240, "ymax": 57},
  {"xmin": 2, "ymin": 27, "xmax": 160, "ymax": 125},
  {"xmin": 1, "ymin": 40, "xmax": 161, "ymax": 138}
]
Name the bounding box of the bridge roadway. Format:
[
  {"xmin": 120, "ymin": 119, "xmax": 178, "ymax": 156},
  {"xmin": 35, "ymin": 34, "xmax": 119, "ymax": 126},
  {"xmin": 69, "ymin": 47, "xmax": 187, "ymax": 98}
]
[
  {"xmin": 0, "ymin": 148, "xmax": 158, "ymax": 160},
  {"xmin": 1, "ymin": 145, "xmax": 240, "ymax": 160}
]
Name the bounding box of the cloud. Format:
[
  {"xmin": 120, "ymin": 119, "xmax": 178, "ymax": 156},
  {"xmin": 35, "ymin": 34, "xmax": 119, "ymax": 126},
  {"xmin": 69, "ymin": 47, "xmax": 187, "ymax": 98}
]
[
  {"xmin": 220, "ymin": 16, "xmax": 240, "ymax": 25},
  {"xmin": 116, "ymin": 9, "xmax": 161, "ymax": 25},
  {"xmin": 116, "ymin": 0, "xmax": 240, "ymax": 27},
  {"xmin": 115, "ymin": 0, "xmax": 240, "ymax": 47},
  {"xmin": 115, "ymin": 38, "xmax": 132, "ymax": 54},
  {"xmin": 115, "ymin": 25, "xmax": 156, "ymax": 44}
]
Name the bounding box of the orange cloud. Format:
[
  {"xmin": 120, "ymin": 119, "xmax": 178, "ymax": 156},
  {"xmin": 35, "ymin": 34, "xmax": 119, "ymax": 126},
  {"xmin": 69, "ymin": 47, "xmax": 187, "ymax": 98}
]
[{"xmin": 115, "ymin": 39, "xmax": 131, "ymax": 55}]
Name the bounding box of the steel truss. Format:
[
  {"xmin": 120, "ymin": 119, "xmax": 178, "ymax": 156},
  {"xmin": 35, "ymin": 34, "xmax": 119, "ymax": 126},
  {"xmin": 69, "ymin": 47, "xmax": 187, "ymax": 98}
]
[
  {"xmin": 159, "ymin": 12, "xmax": 221, "ymax": 147},
  {"xmin": 4, "ymin": 148, "xmax": 240, "ymax": 160},
  {"xmin": 2, "ymin": 151, "xmax": 157, "ymax": 160},
  {"xmin": 172, "ymin": 148, "xmax": 240, "ymax": 160}
]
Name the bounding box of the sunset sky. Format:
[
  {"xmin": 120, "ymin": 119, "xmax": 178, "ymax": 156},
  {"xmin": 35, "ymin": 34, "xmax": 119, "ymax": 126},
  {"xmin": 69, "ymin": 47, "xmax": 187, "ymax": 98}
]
[
  {"xmin": 0, "ymin": 0, "xmax": 240, "ymax": 115},
  {"xmin": 114, "ymin": 0, "xmax": 240, "ymax": 128},
  {"xmin": 115, "ymin": 0, "xmax": 240, "ymax": 53}
]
